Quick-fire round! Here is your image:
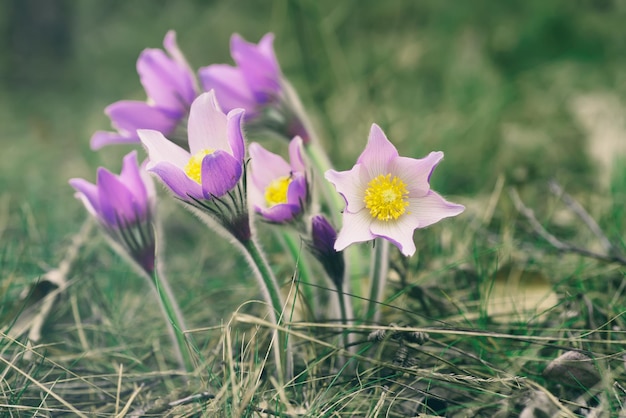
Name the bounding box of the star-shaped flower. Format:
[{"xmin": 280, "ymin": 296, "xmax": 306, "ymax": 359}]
[{"xmin": 325, "ymin": 124, "xmax": 464, "ymax": 256}]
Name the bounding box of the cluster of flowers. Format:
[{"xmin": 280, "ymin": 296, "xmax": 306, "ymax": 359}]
[{"xmin": 70, "ymin": 31, "xmax": 464, "ymax": 376}]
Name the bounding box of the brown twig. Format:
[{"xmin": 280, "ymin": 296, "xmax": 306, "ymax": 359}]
[{"xmin": 509, "ymin": 188, "xmax": 626, "ymax": 266}]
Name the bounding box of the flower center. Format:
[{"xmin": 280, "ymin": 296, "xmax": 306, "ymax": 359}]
[
  {"xmin": 184, "ymin": 149, "xmax": 215, "ymax": 184},
  {"xmin": 265, "ymin": 175, "xmax": 292, "ymax": 207},
  {"xmin": 364, "ymin": 174, "xmax": 409, "ymax": 221}
]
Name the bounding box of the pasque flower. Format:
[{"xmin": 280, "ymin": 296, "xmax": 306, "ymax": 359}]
[
  {"xmin": 138, "ymin": 90, "xmax": 245, "ymax": 201},
  {"xmin": 325, "ymin": 124, "xmax": 464, "ymax": 257},
  {"xmin": 199, "ymin": 33, "xmax": 309, "ymax": 142},
  {"xmin": 138, "ymin": 90, "xmax": 249, "ymax": 241},
  {"xmin": 69, "ymin": 150, "xmax": 156, "ymax": 272},
  {"xmin": 199, "ymin": 33, "xmax": 280, "ymax": 118},
  {"xmin": 91, "ymin": 31, "xmax": 198, "ymax": 150},
  {"xmin": 307, "ymin": 215, "xmax": 345, "ymax": 291},
  {"xmin": 249, "ymin": 137, "xmax": 308, "ymax": 223}
]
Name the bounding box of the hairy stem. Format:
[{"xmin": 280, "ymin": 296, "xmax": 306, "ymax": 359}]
[
  {"xmin": 366, "ymin": 238, "xmax": 390, "ymax": 324},
  {"xmin": 240, "ymin": 237, "xmax": 293, "ymax": 381}
]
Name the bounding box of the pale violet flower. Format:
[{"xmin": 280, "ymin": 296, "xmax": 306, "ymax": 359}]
[
  {"xmin": 91, "ymin": 31, "xmax": 198, "ymax": 150},
  {"xmin": 69, "ymin": 151, "xmax": 157, "ymax": 273},
  {"xmin": 248, "ymin": 137, "xmax": 308, "ymax": 223},
  {"xmin": 325, "ymin": 124, "xmax": 464, "ymax": 256},
  {"xmin": 199, "ymin": 33, "xmax": 280, "ymax": 119},
  {"xmin": 138, "ymin": 90, "xmax": 251, "ymax": 242},
  {"xmin": 138, "ymin": 90, "xmax": 245, "ymax": 201},
  {"xmin": 199, "ymin": 33, "xmax": 309, "ymax": 143}
]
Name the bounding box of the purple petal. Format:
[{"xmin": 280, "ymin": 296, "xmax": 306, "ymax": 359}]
[
  {"xmin": 369, "ymin": 216, "xmax": 419, "ymax": 256},
  {"xmin": 138, "ymin": 158, "xmax": 157, "ymax": 202},
  {"xmin": 90, "ymin": 131, "xmax": 139, "ymax": 150},
  {"xmin": 226, "ymin": 108, "xmax": 246, "ymax": 162},
  {"xmin": 198, "ymin": 64, "xmax": 257, "ymax": 113},
  {"xmin": 106, "ymin": 100, "xmax": 181, "ymax": 135},
  {"xmin": 187, "ymin": 91, "xmax": 230, "ymax": 155},
  {"xmin": 137, "ymin": 48, "xmax": 196, "ymax": 110},
  {"xmin": 325, "ymin": 165, "xmax": 368, "ymax": 214},
  {"xmin": 148, "ymin": 161, "xmax": 203, "ymax": 200},
  {"xmin": 357, "ymin": 124, "xmax": 399, "ymax": 178},
  {"xmin": 230, "ymin": 33, "xmax": 281, "ymax": 101},
  {"xmin": 286, "ymin": 173, "xmax": 307, "ymax": 206},
  {"xmin": 120, "ymin": 151, "xmax": 149, "ymax": 217},
  {"xmin": 97, "ymin": 168, "xmax": 140, "ymax": 226},
  {"xmin": 257, "ymin": 202, "xmax": 301, "ymax": 223},
  {"xmin": 288, "ymin": 136, "xmax": 306, "ymax": 172},
  {"xmin": 249, "ymin": 142, "xmax": 291, "ymax": 190},
  {"xmin": 200, "ymin": 150, "xmax": 242, "ymax": 198},
  {"xmin": 138, "ymin": 129, "xmax": 189, "ymax": 170},
  {"xmin": 334, "ymin": 209, "xmax": 375, "ymax": 251},
  {"xmin": 391, "ymin": 151, "xmax": 443, "ymax": 198},
  {"xmin": 69, "ymin": 178, "xmax": 100, "ymax": 217},
  {"xmin": 163, "ymin": 31, "xmax": 196, "ymax": 95},
  {"xmin": 405, "ymin": 190, "xmax": 465, "ymax": 228}
]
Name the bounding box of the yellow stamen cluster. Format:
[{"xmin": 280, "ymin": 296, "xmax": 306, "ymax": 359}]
[
  {"xmin": 265, "ymin": 175, "xmax": 292, "ymax": 207},
  {"xmin": 364, "ymin": 174, "xmax": 409, "ymax": 221},
  {"xmin": 184, "ymin": 149, "xmax": 215, "ymax": 184}
]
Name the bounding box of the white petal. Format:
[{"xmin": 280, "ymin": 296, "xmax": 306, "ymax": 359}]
[
  {"xmin": 391, "ymin": 151, "xmax": 443, "ymax": 197},
  {"xmin": 138, "ymin": 129, "xmax": 189, "ymax": 169},
  {"xmin": 406, "ymin": 191, "xmax": 465, "ymax": 228},
  {"xmin": 187, "ymin": 91, "xmax": 230, "ymax": 155},
  {"xmin": 357, "ymin": 124, "xmax": 398, "ymax": 178},
  {"xmin": 369, "ymin": 216, "xmax": 417, "ymax": 256},
  {"xmin": 334, "ymin": 209, "xmax": 375, "ymax": 251},
  {"xmin": 325, "ymin": 165, "xmax": 368, "ymax": 213}
]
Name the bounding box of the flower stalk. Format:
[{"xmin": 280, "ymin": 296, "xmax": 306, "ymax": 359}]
[
  {"xmin": 366, "ymin": 238, "xmax": 390, "ymax": 324},
  {"xmin": 141, "ymin": 260, "xmax": 194, "ymax": 373},
  {"xmin": 239, "ymin": 236, "xmax": 293, "ymax": 380}
]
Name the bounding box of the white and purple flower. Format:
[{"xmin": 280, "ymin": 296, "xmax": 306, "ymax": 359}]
[
  {"xmin": 69, "ymin": 150, "xmax": 157, "ymax": 272},
  {"xmin": 249, "ymin": 137, "xmax": 308, "ymax": 223},
  {"xmin": 138, "ymin": 90, "xmax": 245, "ymax": 202},
  {"xmin": 91, "ymin": 31, "xmax": 198, "ymax": 150},
  {"xmin": 325, "ymin": 124, "xmax": 464, "ymax": 257}
]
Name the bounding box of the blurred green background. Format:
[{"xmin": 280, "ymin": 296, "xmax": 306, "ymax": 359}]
[{"xmin": 2, "ymin": 0, "xmax": 625, "ymax": 283}]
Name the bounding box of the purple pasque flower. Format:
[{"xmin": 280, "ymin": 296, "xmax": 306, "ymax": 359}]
[
  {"xmin": 69, "ymin": 151, "xmax": 157, "ymax": 272},
  {"xmin": 308, "ymin": 215, "xmax": 345, "ymax": 290},
  {"xmin": 249, "ymin": 137, "xmax": 308, "ymax": 223},
  {"xmin": 325, "ymin": 124, "xmax": 465, "ymax": 257},
  {"xmin": 91, "ymin": 31, "xmax": 198, "ymax": 150},
  {"xmin": 138, "ymin": 90, "xmax": 245, "ymax": 202},
  {"xmin": 199, "ymin": 33, "xmax": 280, "ymax": 119}
]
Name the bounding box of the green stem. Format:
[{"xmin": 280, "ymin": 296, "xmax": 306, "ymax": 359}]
[
  {"xmin": 278, "ymin": 230, "xmax": 317, "ymax": 317},
  {"xmin": 143, "ymin": 263, "xmax": 194, "ymax": 373},
  {"xmin": 366, "ymin": 238, "xmax": 390, "ymax": 324},
  {"xmin": 240, "ymin": 237, "xmax": 293, "ymax": 380}
]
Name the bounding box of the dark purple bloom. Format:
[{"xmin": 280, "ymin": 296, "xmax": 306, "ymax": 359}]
[
  {"xmin": 91, "ymin": 31, "xmax": 198, "ymax": 150},
  {"xmin": 249, "ymin": 137, "xmax": 308, "ymax": 223},
  {"xmin": 69, "ymin": 151, "xmax": 156, "ymax": 272},
  {"xmin": 308, "ymin": 215, "xmax": 345, "ymax": 290}
]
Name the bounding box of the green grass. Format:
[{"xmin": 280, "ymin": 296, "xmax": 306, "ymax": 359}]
[{"xmin": 2, "ymin": 0, "xmax": 626, "ymax": 416}]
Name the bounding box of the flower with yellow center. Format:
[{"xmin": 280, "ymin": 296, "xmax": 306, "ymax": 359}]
[
  {"xmin": 184, "ymin": 149, "xmax": 215, "ymax": 184},
  {"xmin": 249, "ymin": 137, "xmax": 308, "ymax": 223},
  {"xmin": 325, "ymin": 123, "xmax": 465, "ymax": 256},
  {"xmin": 265, "ymin": 175, "xmax": 293, "ymax": 207},
  {"xmin": 139, "ymin": 90, "xmax": 246, "ymax": 202},
  {"xmin": 364, "ymin": 174, "xmax": 409, "ymax": 221}
]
